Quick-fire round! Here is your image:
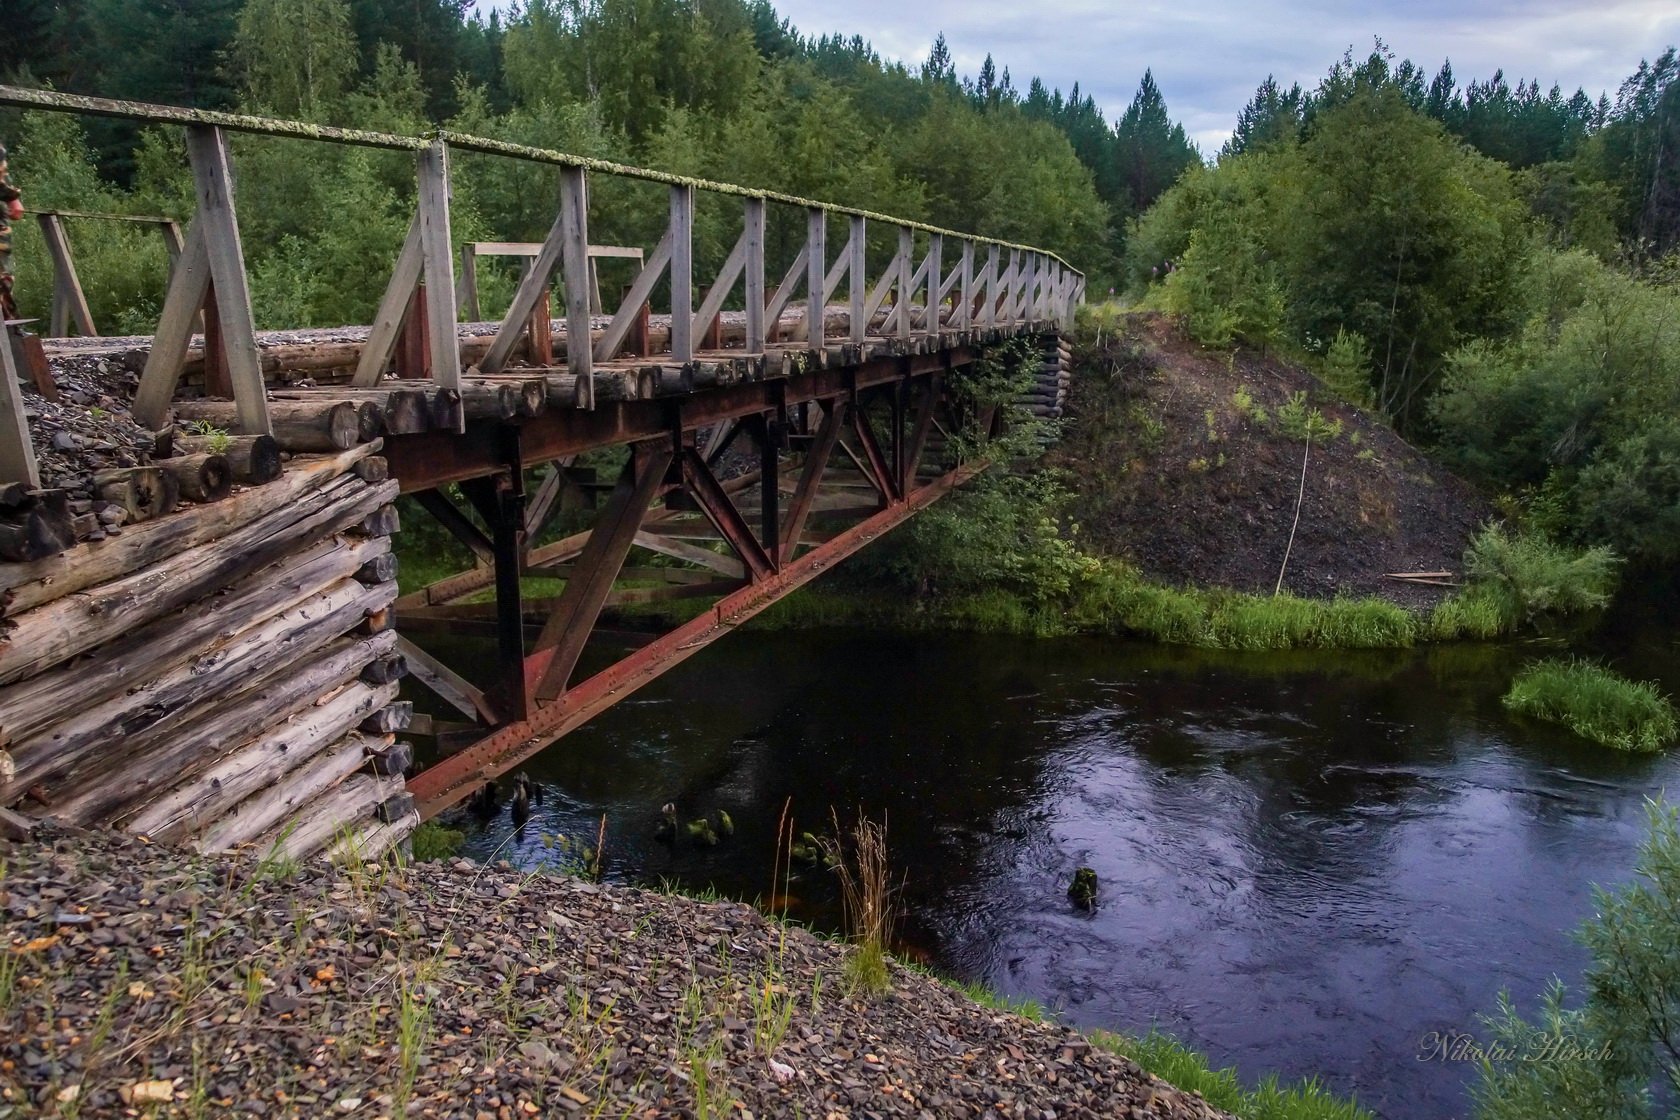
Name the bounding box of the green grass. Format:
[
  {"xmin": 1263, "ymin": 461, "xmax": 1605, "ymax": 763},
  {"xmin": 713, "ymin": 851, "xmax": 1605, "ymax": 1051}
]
[
  {"xmin": 1503, "ymin": 658, "xmax": 1678, "ymax": 751},
  {"xmin": 408, "ymin": 820, "xmax": 467, "ymax": 862},
  {"xmin": 1091, "ymin": 1029, "xmax": 1375, "ymax": 1120}
]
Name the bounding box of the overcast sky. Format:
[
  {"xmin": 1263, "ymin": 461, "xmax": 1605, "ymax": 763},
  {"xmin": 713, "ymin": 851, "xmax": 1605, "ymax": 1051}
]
[{"xmin": 473, "ymin": 1, "xmax": 1680, "ymax": 153}]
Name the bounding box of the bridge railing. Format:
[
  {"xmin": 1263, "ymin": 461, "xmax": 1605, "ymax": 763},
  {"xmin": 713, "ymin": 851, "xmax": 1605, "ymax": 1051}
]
[{"xmin": 0, "ymin": 85, "xmax": 1086, "ymax": 486}]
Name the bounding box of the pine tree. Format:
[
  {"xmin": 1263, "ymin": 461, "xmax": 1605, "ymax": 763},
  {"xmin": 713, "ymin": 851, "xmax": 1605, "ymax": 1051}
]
[
  {"xmin": 234, "ymin": 0, "xmax": 359, "ymax": 118},
  {"xmin": 1112, "ymin": 70, "xmax": 1200, "ymax": 215}
]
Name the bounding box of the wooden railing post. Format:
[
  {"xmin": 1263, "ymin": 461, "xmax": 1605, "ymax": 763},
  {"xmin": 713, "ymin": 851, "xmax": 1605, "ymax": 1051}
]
[
  {"xmin": 744, "ymin": 196, "xmax": 765, "ymax": 354},
  {"xmin": 670, "ymin": 185, "xmax": 694, "ymax": 364},
  {"xmin": 558, "ymin": 166, "xmax": 593, "ymax": 407},
  {"xmin": 806, "ymin": 207, "xmax": 825, "ymax": 348},
  {"xmin": 0, "ymin": 323, "xmax": 41, "ymax": 487},
  {"xmin": 417, "ymin": 139, "xmax": 461, "ymax": 393},
  {"xmin": 896, "ymin": 226, "xmax": 912, "ymax": 341},
  {"xmin": 925, "ymin": 233, "xmax": 942, "ymax": 336},
  {"xmin": 848, "ymin": 216, "xmax": 866, "ymax": 344},
  {"xmin": 958, "ymin": 240, "xmax": 973, "ymax": 331}
]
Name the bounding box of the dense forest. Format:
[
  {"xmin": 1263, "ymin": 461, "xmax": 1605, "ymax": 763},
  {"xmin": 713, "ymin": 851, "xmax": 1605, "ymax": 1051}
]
[{"xmin": 1, "ymin": 2, "xmax": 1678, "ymax": 572}]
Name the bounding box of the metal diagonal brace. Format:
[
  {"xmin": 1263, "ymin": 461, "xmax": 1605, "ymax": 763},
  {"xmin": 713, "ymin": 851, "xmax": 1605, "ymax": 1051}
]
[
  {"xmin": 849, "ymin": 399, "xmax": 901, "ymax": 503},
  {"xmin": 525, "ymin": 442, "xmax": 673, "ymax": 700},
  {"xmin": 780, "ymin": 398, "xmax": 845, "ymax": 557},
  {"xmin": 679, "ymin": 448, "xmax": 774, "ymax": 582}
]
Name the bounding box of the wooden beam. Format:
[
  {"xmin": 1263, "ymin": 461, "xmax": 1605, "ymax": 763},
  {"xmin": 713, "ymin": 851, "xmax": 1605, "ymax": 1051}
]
[
  {"xmin": 36, "ymin": 213, "xmax": 96, "ymax": 338},
  {"xmin": 354, "ymin": 216, "xmax": 423, "ymax": 387},
  {"xmin": 185, "ymin": 125, "xmax": 269, "ymax": 436},
  {"xmin": 692, "ymin": 229, "xmax": 746, "ymax": 348},
  {"xmin": 743, "ymin": 197, "xmax": 766, "ymax": 353},
  {"xmin": 896, "ymin": 226, "xmax": 914, "ymax": 341},
  {"xmin": 480, "ymin": 184, "xmax": 569, "ymax": 376},
  {"xmin": 669, "ymin": 186, "xmax": 694, "ymax": 364},
  {"xmin": 805, "ymin": 208, "xmax": 826, "ymax": 346},
  {"xmin": 418, "ymin": 140, "xmax": 462, "ymax": 396},
  {"xmin": 558, "ymin": 167, "xmax": 594, "ymax": 406},
  {"xmin": 593, "ymin": 227, "xmax": 672, "ymax": 361},
  {"xmin": 0, "ymin": 323, "xmax": 40, "ymax": 487},
  {"xmin": 132, "ymin": 223, "xmax": 211, "ymax": 430},
  {"xmin": 849, "ymin": 216, "xmax": 866, "ymax": 344},
  {"xmin": 526, "ymin": 443, "xmax": 671, "ymax": 699}
]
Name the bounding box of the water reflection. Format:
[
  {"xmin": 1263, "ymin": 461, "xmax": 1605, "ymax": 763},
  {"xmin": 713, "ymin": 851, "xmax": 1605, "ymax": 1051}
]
[{"xmin": 421, "ymin": 623, "xmax": 1679, "ymax": 1120}]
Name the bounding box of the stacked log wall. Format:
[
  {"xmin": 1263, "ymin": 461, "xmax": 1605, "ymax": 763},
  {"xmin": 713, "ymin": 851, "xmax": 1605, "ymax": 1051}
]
[{"xmin": 0, "ymin": 442, "xmax": 417, "ymax": 860}]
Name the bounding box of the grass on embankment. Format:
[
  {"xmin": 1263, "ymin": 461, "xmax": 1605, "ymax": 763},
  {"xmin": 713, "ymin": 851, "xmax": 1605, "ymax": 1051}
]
[
  {"xmin": 1503, "ymin": 658, "xmax": 1679, "ymax": 751},
  {"xmin": 951, "ymin": 982, "xmax": 1372, "ymax": 1120}
]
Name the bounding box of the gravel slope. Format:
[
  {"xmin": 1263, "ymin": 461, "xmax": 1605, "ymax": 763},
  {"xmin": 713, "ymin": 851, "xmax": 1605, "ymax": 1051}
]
[{"xmin": 0, "ymin": 827, "xmax": 1230, "ymax": 1119}]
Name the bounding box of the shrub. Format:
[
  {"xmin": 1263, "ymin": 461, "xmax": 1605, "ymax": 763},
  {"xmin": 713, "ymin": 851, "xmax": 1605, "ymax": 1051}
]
[
  {"xmin": 1318, "ymin": 328, "xmax": 1374, "ymax": 408},
  {"xmin": 1502, "ymin": 659, "xmax": 1678, "ymax": 751},
  {"xmin": 1474, "ymin": 802, "xmax": 1680, "ymax": 1117},
  {"xmin": 408, "ymin": 821, "xmax": 466, "ymax": 862},
  {"xmin": 1461, "ymin": 523, "xmax": 1619, "ymax": 624}
]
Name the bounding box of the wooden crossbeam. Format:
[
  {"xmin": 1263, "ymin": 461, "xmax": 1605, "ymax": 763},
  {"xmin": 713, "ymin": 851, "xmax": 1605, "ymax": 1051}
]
[
  {"xmin": 354, "ymin": 216, "xmax": 423, "ymax": 387},
  {"xmin": 594, "ymin": 228, "xmax": 672, "ymax": 361},
  {"xmin": 692, "ymin": 228, "xmax": 747, "ymax": 347},
  {"xmin": 396, "ymin": 636, "xmax": 496, "ymax": 724},
  {"xmin": 526, "ymin": 443, "xmax": 671, "ymax": 700},
  {"xmin": 36, "ymin": 213, "xmax": 96, "ymax": 338}
]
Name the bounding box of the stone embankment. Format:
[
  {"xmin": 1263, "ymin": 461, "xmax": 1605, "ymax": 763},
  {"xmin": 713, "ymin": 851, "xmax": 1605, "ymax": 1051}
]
[{"xmin": 1, "ymin": 826, "xmax": 1229, "ymax": 1119}]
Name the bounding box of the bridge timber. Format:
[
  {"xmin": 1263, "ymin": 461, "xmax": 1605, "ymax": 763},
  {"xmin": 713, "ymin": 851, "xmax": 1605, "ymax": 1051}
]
[{"xmin": 0, "ymin": 87, "xmax": 1082, "ymax": 843}]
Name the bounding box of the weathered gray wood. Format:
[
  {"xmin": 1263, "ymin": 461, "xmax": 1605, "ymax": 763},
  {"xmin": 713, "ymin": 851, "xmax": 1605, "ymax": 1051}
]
[
  {"xmin": 0, "ymin": 475, "xmax": 396, "ymax": 686},
  {"xmin": 593, "ymin": 228, "xmax": 672, "ymax": 362},
  {"xmin": 762, "ymin": 244, "xmax": 808, "ymax": 338},
  {"xmin": 0, "ymin": 539, "xmax": 384, "ymax": 748},
  {"xmin": 744, "ymin": 197, "xmax": 766, "ymax": 353},
  {"xmin": 354, "ymin": 216, "xmax": 424, "ymax": 387},
  {"xmin": 92, "ymin": 466, "xmax": 176, "ymax": 522},
  {"xmin": 133, "ymin": 223, "xmax": 212, "ymax": 430},
  {"xmin": 692, "ymin": 229, "xmax": 746, "ymax": 349},
  {"xmin": 7, "ymin": 580, "xmax": 397, "ymax": 811},
  {"xmin": 368, "ymin": 739, "xmax": 414, "ymax": 776},
  {"xmin": 174, "ymin": 399, "xmax": 361, "ymax": 452},
  {"xmin": 360, "ymin": 701, "xmax": 413, "ymax": 734},
  {"xmin": 0, "ymin": 322, "xmax": 40, "ymax": 489},
  {"xmin": 558, "ymin": 166, "xmax": 594, "ymax": 406},
  {"xmin": 175, "ymin": 433, "xmax": 282, "ymax": 483},
  {"xmin": 958, "ymin": 240, "xmax": 974, "ymax": 331},
  {"xmin": 36, "ymin": 213, "xmax": 97, "ymax": 338},
  {"xmin": 806, "ymin": 208, "xmax": 826, "ymax": 347},
  {"xmin": 0, "ymin": 445, "xmax": 376, "ymax": 617},
  {"xmin": 186, "ymin": 126, "xmax": 270, "ymax": 436},
  {"xmin": 669, "ymin": 186, "xmax": 694, "ymax": 363},
  {"xmin": 456, "ymin": 239, "xmax": 480, "ymax": 320},
  {"xmin": 896, "ymin": 226, "xmax": 914, "ymax": 340},
  {"xmin": 121, "ymin": 679, "xmax": 397, "ymax": 842},
  {"xmin": 205, "ymin": 729, "xmax": 390, "ymax": 853},
  {"xmin": 394, "ymin": 634, "xmax": 495, "ymax": 723},
  {"xmin": 925, "ymin": 233, "xmax": 943, "ymax": 334},
  {"xmin": 632, "ymin": 530, "xmax": 746, "ymax": 579},
  {"xmin": 247, "ymin": 770, "xmax": 401, "ymax": 861},
  {"xmin": 418, "ymin": 140, "xmax": 462, "ymax": 396},
  {"xmin": 480, "ymin": 192, "xmax": 569, "ymax": 376},
  {"xmin": 848, "ymin": 216, "xmax": 867, "ymax": 344},
  {"xmin": 159, "ymin": 452, "xmax": 232, "ymax": 503},
  {"xmin": 356, "ymin": 552, "xmax": 400, "ymax": 583}
]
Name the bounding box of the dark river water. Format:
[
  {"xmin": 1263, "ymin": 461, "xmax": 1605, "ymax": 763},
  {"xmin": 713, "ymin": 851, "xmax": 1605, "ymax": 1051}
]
[{"xmin": 430, "ymin": 590, "xmax": 1680, "ymax": 1120}]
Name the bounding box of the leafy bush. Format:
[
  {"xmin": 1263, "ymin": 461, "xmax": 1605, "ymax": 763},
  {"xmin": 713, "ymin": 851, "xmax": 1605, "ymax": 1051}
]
[
  {"xmin": 408, "ymin": 820, "xmax": 466, "ymax": 862},
  {"xmin": 1474, "ymin": 802, "xmax": 1680, "ymax": 1117},
  {"xmin": 1318, "ymin": 328, "xmax": 1373, "ymax": 408},
  {"xmin": 1502, "ymin": 659, "xmax": 1677, "ymax": 751},
  {"xmin": 1461, "ymin": 523, "xmax": 1619, "ymax": 624}
]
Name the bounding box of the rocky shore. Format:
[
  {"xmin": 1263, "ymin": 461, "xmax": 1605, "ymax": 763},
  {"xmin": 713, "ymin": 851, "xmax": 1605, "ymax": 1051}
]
[{"xmin": 1, "ymin": 826, "xmax": 1229, "ymax": 1119}]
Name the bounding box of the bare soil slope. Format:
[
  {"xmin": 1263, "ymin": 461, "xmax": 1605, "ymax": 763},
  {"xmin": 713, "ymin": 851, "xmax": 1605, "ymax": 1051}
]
[{"xmin": 1054, "ymin": 314, "xmax": 1490, "ymax": 609}]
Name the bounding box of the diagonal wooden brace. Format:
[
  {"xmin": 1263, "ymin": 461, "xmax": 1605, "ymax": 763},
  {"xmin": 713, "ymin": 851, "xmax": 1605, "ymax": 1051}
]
[{"xmin": 526, "ymin": 442, "xmax": 672, "ymax": 700}]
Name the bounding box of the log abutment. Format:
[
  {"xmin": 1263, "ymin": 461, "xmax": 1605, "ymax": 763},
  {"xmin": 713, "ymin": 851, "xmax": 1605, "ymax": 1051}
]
[{"xmin": 0, "ymin": 443, "xmax": 418, "ymax": 858}]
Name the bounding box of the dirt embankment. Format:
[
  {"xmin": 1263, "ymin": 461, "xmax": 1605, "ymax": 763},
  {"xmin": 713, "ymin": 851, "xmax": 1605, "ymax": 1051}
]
[{"xmin": 1053, "ymin": 314, "xmax": 1490, "ymax": 610}]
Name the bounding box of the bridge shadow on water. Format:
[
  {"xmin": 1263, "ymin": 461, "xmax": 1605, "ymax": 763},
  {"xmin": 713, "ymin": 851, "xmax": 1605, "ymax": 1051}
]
[{"xmin": 428, "ymin": 617, "xmax": 1679, "ymax": 1120}]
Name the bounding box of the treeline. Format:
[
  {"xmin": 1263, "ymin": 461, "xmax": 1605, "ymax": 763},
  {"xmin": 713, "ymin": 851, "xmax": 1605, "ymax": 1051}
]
[
  {"xmin": 0, "ymin": 0, "xmax": 1193, "ymax": 299},
  {"xmin": 1130, "ymin": 44, "xmax": 1680, "ymax": 571}
]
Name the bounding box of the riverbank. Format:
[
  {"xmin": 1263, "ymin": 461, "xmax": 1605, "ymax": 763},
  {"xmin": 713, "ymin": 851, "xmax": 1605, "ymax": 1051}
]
[{"xmin": 0, "ymin": 824, "xmax": 1235, "ymax": 1119}]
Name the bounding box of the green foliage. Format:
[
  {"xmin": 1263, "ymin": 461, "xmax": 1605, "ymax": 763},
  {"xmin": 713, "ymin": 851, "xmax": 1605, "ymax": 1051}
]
[
  {"xmin": 233, "ymin": 0, "xmax": 359, "ymax": 119},
  {"xmin": 1502, "ymin": 659, "xmax": 1678, "ymax": 751},
  {"xmin": 1474, "ymin": 802, "xmax": 1680, "ymax": 1117},
  {"xmin": 1274, "ymin": 392, "xmax": 1342, "ymax": 442},
  {"xmin": 407, "ymin": 820, "xmax": 466, "ymax": 862},
  {"xmin": 1318, "ymin": 328, "xmax": 1373, "ymax": 407},
  {"xmin": 1094, "ymin": 1029, "xmax": 1374, "ymax": 1120},
  {"xmin": 1461, "ymin": 523, "xmax": 1619, "ymax": 624}
]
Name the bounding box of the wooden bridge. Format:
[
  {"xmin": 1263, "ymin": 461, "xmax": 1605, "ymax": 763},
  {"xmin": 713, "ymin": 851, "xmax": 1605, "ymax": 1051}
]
[{"xmin": 0, "ymin": 87, "xmax": 1082, "ymax": 841}]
